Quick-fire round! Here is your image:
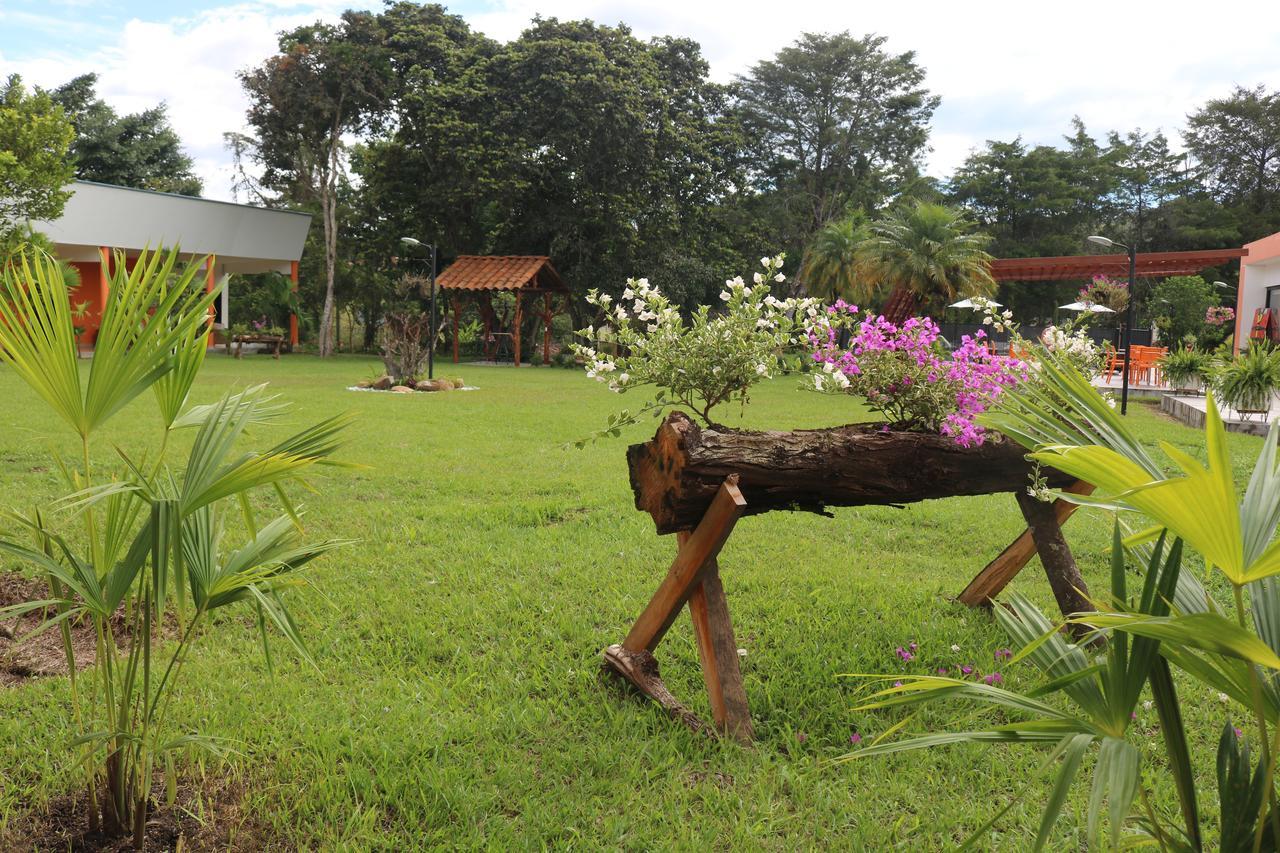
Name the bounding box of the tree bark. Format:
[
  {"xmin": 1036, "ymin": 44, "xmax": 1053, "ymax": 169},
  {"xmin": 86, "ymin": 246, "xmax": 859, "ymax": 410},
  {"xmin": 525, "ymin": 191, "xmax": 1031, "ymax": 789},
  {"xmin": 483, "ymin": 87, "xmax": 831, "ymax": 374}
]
[
  {"xmin": 628, "ymin": 411, "xmax": 1072, "ymax": 535},
  {"xmin": 1015, "ymin": 489, "xmax": 1094, "ymax": 618}
]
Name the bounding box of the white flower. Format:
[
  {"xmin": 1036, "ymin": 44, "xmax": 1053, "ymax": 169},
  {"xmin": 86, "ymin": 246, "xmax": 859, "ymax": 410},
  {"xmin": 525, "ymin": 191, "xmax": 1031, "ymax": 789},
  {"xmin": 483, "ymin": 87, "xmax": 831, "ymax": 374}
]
[
  {"xmin": 753, "ymin": 272, "xmax": 764, "ymax": 284},
  {"xmin": 618, "ymin": 373, "xmax": 629, "ymax": 384},
  {"xmin": 760, "ymin": 256, "xmax": 771, "ymax": 267},
  {"xmin": 598, "ymin": 293, "xmax": 612, "ymax": 306},
  {"xmin": 622, "ymin": 287, "xmax": 634, "ymax": 300},
  {"xmin": 982, "ymin": 316, "xmax": 994, "ymax": 325},
  {"xmin": 775, "ymin": 273, "xmax": 786, "ymax": 283},
  {"xmin": 813, "ymin": 375, "xmax": 824, "ymax": 390},
  {"xmin": 950, "ymin": 644, "xmax": 961, "ymax": 652},
  {"xmin": 1218, "ymin": 692, "xmax": 1230, "ymax": 704},
  {"xmin": 756, "ymin": 363, "xmax": 768, "ymax": 376},
  {"xmin": 719, "ymin": 290, "xmax": 731, "ymax": 301},
  {"xmin": 1142, "ymin": 700, "xmax": 1153, "ymax": 711}
]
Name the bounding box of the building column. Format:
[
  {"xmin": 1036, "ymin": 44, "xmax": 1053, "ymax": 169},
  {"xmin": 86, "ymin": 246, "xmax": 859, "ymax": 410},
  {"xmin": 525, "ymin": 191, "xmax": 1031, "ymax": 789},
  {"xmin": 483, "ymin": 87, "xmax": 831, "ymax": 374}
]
[
  {"xmin": 289, "ymin": 261, "xmax": 300, "ymax": 346},
  {"xmin": 97, "ymin": 247, "xmax": 111, "ymax": 341},
  {"xmin": 205, "ymin": 255, "xmax": 217, "ymax": 348}
]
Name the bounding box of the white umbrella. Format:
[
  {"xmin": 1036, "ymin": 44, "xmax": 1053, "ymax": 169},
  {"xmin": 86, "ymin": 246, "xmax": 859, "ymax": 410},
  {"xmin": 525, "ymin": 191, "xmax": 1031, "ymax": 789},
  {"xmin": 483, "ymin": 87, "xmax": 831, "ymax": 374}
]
[
  {"xmin": 948, "ymin": 297, "xmax": 1002, "ymax": 309},
  {"xmin": 1059, "ymin": 301, "xmax": 1115, "ymax": 313}
]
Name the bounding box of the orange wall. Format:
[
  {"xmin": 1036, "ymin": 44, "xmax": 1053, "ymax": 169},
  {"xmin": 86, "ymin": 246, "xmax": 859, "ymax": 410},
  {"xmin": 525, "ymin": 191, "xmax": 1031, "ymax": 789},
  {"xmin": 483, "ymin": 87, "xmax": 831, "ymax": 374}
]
[{"xmin": 68, "ymin": 260, "xmax": 105, "ymax": 344}]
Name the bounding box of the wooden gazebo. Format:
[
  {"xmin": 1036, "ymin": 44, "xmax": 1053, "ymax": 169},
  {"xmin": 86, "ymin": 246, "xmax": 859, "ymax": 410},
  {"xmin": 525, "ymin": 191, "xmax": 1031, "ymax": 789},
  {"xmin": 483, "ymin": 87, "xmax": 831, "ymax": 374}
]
[{"xmin": 436, "ymin": 255, "xmax": 570, "ymax": 366}]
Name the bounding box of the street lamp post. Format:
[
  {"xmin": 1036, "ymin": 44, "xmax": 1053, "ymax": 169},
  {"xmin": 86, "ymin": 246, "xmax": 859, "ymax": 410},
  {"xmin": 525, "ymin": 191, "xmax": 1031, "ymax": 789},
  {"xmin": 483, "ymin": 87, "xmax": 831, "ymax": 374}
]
[
  {"xmin": 400, "ymin": 236, "xmax": 438, "ymax": 380},
  {"xmin": 1088, "ymin": 235, "xmax": 1137, "ymax": 415}
]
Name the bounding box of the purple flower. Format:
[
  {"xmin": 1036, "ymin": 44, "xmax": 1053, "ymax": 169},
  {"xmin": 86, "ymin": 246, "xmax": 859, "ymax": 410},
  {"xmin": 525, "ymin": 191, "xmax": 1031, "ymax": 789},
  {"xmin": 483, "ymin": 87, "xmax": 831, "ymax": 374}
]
[
  {"xmin": 908, "ymin": 642, "xmax": 918, "ymax": 653},
  {"xmin": 994, "ymin": 648, "xmax": 1012, "ymax": 661},
  {"xmin": 796, "ymin": 732, "xmax": 807, "ymax": 744},
  {"xmin": 982, "ymin": 672, "xmax": 1003, "ymax": 685},
  {"xmin": 895, "ymin": 646, "xmax": 914, "ymax": 662},
  {"xmin": 960, "ymin": 664, "xmax": 974, "ymax": 676},
  {"xmin": 849, "ymin": 732, "xmax": 862, "ymax": 746},
  {"xmin": 1233, "ymin": 726, "xmax": 1244, "ymax": 739},
  {"xmin": 936, "ymin": 666, "xmax": 948, "ymax": 675},
  {"xmin": 893, "ymin": 681, "xmax": 903, "ymax": 688}
]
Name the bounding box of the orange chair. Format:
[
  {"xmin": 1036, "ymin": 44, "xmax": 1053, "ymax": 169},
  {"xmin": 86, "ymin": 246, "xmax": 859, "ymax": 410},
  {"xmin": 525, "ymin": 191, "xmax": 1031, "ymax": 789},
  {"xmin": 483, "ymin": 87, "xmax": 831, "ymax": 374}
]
[{"xmin": 1102, "ymin": 343, "xmax": 1124, "ymax": 380}]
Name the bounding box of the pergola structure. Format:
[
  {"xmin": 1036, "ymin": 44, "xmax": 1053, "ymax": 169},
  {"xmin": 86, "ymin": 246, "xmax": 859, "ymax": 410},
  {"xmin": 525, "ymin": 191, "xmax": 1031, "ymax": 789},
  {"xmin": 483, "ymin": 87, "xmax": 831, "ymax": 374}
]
[
  {"xmin": 989, "ymin": 247, "xmax": 1247, "ymax": 281},
  {"xmin": 436, "ymin": 255, "xmax": 570, "ymax": 366}
]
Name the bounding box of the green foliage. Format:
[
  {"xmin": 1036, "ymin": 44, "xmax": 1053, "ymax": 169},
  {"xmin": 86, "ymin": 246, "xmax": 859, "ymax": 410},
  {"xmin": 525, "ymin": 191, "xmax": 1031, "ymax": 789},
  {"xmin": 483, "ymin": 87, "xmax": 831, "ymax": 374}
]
[
  {"xmin": 0, "ymin": 75, "xmax": 75, "ymax": 243},
  {"xmin": 735, "ymin": 32, "xmax": 938, "ymax": 240},
  {"xmin": 47, "ymin": 74, "xmax": 201, "ymax": 196},
  {"xmin": 1185, "ymin": 84, "xmax": 1280, "ymax": 238},
  {"xmin": 0, "ymin": 247, "xmax": 349, "ymax": 843},
  {"xmin": 1160, "ymin": 348, "xmax": 1211, "ymax": 390},
  {"xmin": 800, "ymin": 214, "xmax": 869, "ymax": 301},
  {"xmin": 1151, "ymin": 275, "xmax": 1218, "ymax": 347},
  {"xmin": 1212, "ymin": 344, "xmax": 1280, "ymax": 413},
  {"xmin": 856, "ymin": 201, "xmax": 995, "ymax": 316},
  {"xmin": 570, "ymin": 256, "xmax": 817, "ymax": 434}
]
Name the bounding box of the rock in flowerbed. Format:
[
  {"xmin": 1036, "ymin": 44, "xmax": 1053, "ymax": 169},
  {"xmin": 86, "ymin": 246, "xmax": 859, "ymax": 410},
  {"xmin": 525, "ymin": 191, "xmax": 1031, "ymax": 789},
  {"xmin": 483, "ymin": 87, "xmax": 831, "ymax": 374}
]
[{"xmin": 351, "ymin": 376, "xmax": 468, "ymax": 393}]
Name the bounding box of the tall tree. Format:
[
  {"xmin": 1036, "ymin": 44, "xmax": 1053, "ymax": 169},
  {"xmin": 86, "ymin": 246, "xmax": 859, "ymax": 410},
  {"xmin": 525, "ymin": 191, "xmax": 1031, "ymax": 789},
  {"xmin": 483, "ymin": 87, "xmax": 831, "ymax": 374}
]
[
  {"xmin": 856, "ymin": 201, "xmax": 995, "ymax": 323},
  {"xmin": 483, "ymin": 19, "xmax": 744, "ymax": 305},
  {"xmin": 0, "ymin": 74, "xmax": 75, "ymax": 247},
  {"xmin": 239, "ymin": 12, "xmax": 393, "ymax": 356},
  {"xmin": 734, "ymin": 32, "xmax": 938, "ymax": 248},
  {"xmin": 48, "ymin": 74, "xmax": 202, "ymax": 196},
  {"xmin": 1184, "ymin": 84, "xmax": 1280, "ymax": 240},
  {"xmin": 1106, "ymin": 128, "xmax": 1188, "ymax": 246}
]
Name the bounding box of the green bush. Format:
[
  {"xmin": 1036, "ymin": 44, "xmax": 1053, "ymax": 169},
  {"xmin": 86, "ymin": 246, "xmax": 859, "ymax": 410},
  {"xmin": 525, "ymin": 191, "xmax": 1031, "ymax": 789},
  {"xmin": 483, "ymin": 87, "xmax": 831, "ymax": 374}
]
[
  {"xmin": 1212, "ymin": 343, "xmax": 1280, "ymax": 412},
  {"xmin": 1159, "ymin": 348, "xmax": 1209, "ymax": 391}
]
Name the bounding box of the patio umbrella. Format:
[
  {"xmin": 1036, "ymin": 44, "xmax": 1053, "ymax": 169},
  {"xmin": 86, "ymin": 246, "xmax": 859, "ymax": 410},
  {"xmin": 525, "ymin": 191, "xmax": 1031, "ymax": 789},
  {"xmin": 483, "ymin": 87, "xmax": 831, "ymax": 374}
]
[
  {"xmin": 1058, "ymin": 301, "xmax": 1115, "ymax": 313},
  {"xmin": 948, "ymin": 297, "xmax": 1003, "ymax": 309}
]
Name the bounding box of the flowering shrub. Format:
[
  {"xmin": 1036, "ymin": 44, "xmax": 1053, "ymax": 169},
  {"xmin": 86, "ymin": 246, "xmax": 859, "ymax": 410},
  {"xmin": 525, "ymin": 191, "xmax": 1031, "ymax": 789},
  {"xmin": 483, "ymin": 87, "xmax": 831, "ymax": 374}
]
[
  {"xmin": 1038, "ymin": 324, "xmax": 1102, "ymax": 377},
  {"xmin": 1205, "ymin": 305, "xmax": 1235, "ymax": 326},
  {"xmin": 809, "ymin": 301, "xmax": 1027, "ymax": 446},
  {"xmin": 570, "ymin": 255, "xmax": 819, "ymax": 439},
  {"xmin": 1079, "ymin": 274, "xmax": 1129, "ymax": 313}
]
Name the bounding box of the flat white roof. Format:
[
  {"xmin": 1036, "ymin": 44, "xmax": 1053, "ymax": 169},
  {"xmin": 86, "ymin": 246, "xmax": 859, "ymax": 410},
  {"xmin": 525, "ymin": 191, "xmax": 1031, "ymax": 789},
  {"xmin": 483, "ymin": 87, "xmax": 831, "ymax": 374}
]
[{"xmin": 31, "ymin": 181, "xmax": 311, "ymax": 269}]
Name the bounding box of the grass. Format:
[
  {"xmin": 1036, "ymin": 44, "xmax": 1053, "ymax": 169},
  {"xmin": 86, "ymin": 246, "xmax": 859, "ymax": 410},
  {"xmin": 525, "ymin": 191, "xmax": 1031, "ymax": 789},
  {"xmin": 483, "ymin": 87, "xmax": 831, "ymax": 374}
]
[{"xmin": 0, "ymin": 354, "xmax": 1268, "ymax": 848}]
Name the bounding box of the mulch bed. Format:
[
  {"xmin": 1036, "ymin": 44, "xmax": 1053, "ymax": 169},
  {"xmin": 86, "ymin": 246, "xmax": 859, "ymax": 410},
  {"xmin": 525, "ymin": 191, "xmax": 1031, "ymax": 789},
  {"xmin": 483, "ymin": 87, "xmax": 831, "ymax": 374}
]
[
  {"xmin": 0, "ymin": 572, "xmax": 107, "ymax": 687},
  {"xmin": 1, "ymin": 773, "xmax": 273, "ymax": 852}
]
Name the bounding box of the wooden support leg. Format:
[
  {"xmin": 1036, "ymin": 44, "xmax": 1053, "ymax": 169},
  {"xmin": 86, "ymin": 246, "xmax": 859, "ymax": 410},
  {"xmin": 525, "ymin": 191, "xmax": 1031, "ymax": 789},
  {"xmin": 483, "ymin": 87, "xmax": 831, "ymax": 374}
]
[
  {"xmin": 686, "ymin": 543, "xmax": 752, "ymax": 742},
  {"xmin": 604, "ymin": 476, "xmax": 749, "ymax": 738},
  {"xmin": 1015, "ymin": 489, "xmax": 1093, "ymax": 621},
  {"xmin": 958, "ymin": 481, "xmax": 1093, "ymax": 607}
]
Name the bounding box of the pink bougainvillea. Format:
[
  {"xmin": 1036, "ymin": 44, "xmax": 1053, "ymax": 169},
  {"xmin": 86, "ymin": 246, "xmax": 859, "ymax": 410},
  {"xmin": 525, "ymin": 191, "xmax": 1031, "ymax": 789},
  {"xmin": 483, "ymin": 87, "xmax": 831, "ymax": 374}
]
[{"xmin": 810, "ymin": 302, "xmax": 1027, "ymax": 447}]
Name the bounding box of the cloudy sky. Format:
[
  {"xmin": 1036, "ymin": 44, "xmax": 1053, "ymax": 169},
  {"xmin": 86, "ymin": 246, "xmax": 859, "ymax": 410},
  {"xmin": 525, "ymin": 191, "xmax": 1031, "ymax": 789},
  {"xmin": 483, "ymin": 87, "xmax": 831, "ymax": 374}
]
[{"xmin": 3, "ymin": 0, "xmax": 1279, "ymax": 201}]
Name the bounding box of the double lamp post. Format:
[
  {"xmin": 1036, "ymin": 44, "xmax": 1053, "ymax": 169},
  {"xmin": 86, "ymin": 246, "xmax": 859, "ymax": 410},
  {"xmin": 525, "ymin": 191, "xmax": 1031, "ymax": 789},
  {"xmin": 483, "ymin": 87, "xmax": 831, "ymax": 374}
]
[{"xmin": 1086, "ymin": 234, "xmax": 1137, "ymax": 416}]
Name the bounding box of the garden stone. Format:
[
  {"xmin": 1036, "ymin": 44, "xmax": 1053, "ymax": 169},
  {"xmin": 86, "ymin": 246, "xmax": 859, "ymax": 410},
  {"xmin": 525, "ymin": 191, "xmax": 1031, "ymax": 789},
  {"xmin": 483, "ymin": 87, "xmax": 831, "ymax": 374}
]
[{"xmin": 372, "ymin": 375, "xmax": 394, "ymax": 390}]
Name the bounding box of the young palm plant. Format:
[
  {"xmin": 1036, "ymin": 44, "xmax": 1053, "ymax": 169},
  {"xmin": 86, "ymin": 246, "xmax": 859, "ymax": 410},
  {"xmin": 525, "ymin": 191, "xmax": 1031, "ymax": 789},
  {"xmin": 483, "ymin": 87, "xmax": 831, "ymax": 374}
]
[
  {"xmin": 845, "ymin": 348, "xmax": 1280, "ymax": 848},
  {"xmin": 0, "ymin": 248, "xmax": 351, "ymax": 847}
]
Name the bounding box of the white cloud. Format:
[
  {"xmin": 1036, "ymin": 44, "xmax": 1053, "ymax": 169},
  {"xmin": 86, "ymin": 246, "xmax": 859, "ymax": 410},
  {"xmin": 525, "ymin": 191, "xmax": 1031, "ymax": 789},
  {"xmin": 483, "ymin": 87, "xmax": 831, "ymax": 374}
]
[{"xmin": 6, "ymin": 0, "xmax": 1280, "ymax": 200}]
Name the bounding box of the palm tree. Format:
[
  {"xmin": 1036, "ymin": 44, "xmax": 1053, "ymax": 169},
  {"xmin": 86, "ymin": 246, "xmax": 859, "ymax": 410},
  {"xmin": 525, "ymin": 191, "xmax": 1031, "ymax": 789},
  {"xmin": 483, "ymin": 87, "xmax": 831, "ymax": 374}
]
[
  {"xmin": 800, "ymin": 215, "xmax": 869, "ymax": 302},
  {"xmin": 857, "ymin": 202, "xmax": 996, "ymax": 324}
]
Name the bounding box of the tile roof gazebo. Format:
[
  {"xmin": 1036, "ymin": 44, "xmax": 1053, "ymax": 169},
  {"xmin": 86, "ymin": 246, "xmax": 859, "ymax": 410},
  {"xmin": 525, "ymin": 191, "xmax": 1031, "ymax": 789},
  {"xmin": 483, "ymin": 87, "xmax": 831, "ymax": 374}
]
[{"xmin": 435, "ymin": 255, "xmax": 570, "ymax": 366}]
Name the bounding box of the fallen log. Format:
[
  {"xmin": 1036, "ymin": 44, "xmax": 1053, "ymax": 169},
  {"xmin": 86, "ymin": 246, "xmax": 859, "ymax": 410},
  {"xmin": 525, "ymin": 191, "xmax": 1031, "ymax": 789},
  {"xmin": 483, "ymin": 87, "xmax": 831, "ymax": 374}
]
[{"xmin": 628, "ymin": 411, "xmax": 1073, "ymax": 535}]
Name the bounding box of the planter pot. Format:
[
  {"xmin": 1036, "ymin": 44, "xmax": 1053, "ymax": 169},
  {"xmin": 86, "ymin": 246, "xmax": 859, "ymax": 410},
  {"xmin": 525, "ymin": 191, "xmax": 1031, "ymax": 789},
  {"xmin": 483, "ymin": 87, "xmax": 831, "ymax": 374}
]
[{"xmin": 627, "ymin": 411, "xmax": 1073, "ymax": 535}]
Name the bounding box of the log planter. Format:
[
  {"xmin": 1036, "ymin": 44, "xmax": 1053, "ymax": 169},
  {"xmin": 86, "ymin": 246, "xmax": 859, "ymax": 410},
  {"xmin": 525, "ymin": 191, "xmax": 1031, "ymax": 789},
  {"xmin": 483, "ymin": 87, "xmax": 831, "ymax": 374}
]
[{"xmin": 604, "ymin": 411, "xmax": 1095, "ymax": 743}]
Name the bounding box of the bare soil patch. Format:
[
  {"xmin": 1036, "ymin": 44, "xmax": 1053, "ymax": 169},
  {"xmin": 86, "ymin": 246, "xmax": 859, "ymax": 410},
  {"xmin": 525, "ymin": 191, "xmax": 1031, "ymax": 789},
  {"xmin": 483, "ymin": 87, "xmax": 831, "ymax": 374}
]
[{"xmin": 1, "ymin": 773, "xmax": 275, "ymax": 852}]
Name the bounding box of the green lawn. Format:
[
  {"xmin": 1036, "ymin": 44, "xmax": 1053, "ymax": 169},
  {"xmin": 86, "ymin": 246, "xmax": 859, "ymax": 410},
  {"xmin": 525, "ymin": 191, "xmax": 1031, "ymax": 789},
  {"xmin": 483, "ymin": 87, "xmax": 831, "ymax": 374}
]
[{"xmin": 0, "ymin": 355, "xmax": 1266, "ymax": 848}]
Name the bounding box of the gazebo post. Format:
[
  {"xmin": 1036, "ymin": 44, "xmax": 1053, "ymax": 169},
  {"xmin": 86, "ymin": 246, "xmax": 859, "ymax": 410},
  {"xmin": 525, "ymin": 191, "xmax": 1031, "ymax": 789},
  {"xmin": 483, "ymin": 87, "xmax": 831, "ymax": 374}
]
[
  {"xmin": 513, "ymin": 291, "xmax": 524, "ymax": 367},
  {"xmin": 451, "ymin": 295, "xmax": 461, "ymax": 364},
  {"xmin": 481, "ymin": 297, "xmax": 494, "ymax": 361},
  {"xmin": 543, "ymin": 292, "xmax": 552, "ymax": 365}
]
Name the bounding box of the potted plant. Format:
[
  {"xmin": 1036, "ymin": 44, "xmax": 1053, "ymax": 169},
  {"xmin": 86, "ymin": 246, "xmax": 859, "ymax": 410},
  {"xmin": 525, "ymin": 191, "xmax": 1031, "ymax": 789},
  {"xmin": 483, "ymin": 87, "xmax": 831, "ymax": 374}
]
[
  {"xmin": 1160, "ymin": 348, "xmax": 1209, "ymax": 394},
  {"xmin": 1212, "ymin": 344, "xmax": 1280, "ymax": 416}
]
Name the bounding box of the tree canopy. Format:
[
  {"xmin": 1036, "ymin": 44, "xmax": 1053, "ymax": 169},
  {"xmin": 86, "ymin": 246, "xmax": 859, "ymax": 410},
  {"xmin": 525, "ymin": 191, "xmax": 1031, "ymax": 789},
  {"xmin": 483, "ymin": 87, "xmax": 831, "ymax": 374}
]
[
  {"xmin": 48, "ymin": 74, "xmax": 202, "ymax": 196},
  {"xmin": 0, "ymin": 75, "xmax": 75, "ymax": 246}
]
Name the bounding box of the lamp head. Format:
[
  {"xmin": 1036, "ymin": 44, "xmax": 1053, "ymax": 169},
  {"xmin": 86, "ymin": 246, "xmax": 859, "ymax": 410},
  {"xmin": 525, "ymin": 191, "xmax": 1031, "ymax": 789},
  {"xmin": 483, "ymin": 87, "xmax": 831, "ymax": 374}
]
[
  {"xmin": 1086, "ymin": 235, "xmax": 1114, "ymax": 248},
  {"xmin": 400, "ymin": 237, "xmax": 422, "ymax": 246}
]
